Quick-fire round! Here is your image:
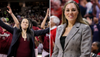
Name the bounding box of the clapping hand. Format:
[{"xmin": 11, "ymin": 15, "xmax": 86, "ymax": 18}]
[
  {"xmin": 46, "ymin": 8, "xmax": 49, "ymax": 17},
  {"xmin": 86, "ymin": 17, "xmax": 92, "ymax": 25},
  {"xmin": 95, "ymin": 0, "xmax": 99, "ymax": 4}
]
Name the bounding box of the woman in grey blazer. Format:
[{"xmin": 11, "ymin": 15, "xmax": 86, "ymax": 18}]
[{"xmin": 52, "ymin": 1, "xmax": 92, "ymax": 57}]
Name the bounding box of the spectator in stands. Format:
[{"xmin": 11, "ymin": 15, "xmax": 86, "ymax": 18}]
[
  {"xmin": 40, "ymin": 8, "xmax": 49, "ymax": 57},
  {"xmin": 0, "ymin": 19, "xmax": 12, "ymax": 57},
  {"xmin": 49, "ymin": 16, "xmax": 60, "ymax": 57},
  {"xmin": 51, "ymin": 0, "xmax": 62, "ymax": 20},
  {"xmin": 79, "ymin": 0, "xmax": 87, "ymax": 17},
  {"xmin": 84, "ymin": 0, "xmax": 93, "ymax": 18},
  {"xmin": 87, "ymin": 16, "xmax": 100, "ymax": 42},
  {"xmin": 92, "ymin": 0, "xmax": 100, "ymax": 18},
  {"xmin": 91, "ymin": 41, "xmax": 100, "ymax": 57}
]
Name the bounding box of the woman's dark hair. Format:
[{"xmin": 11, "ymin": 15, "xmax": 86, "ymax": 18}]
[
  {"xmin": 79, "ymin": 0, "xmax": 91, "ymax": 3},
  {"xmin": 17, "ymin": 18, "xmax": 34, "ymax": 41},
  {"xmin": 87, "ymin": 0, "xmax": 91, "ymax": 2},
  {"xmin": 32, "ymin": 21, "xmax": 38, "ymax": 27},
  {"xmin": 96, "ymin": 41, "xmax": 100, "ymax": 54}
]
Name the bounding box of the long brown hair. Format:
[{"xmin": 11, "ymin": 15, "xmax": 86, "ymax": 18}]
[
  {"xmin": 17, "ymin": 18, "xmax": 34, "ymax": 41},
  {"xmin": 62, "ymin": 1, "xmax": 87, "ymax": 26}
]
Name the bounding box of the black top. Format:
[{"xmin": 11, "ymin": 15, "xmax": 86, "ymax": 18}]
[{"xmin": 60, "ymin": 36, "xmax": 66, "ymax": 50}]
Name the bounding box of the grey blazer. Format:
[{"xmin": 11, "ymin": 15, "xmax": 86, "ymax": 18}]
[{"xmin": 52, "ymin": 22, "xmax": 92, "ymax": 57}]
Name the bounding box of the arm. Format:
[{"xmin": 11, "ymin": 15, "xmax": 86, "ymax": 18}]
[
  {"xmin": 34, "ymin": 37, "xmax": 39, "ymax": 47},
  {"xmin": 0, "ymin": 20, "xmax": 13, "ymax": 34},
  {"xmin": 80, "ymin": 25, "xmax": 92, "ymax": 57},
  {"xmin": 41, "ymin": 8, "xmax": 49, "ymax": 29},
  {"xmin": 96, "ymin": 0, "xmax": 100, "ymax": 9},
  {"xmin": 34, "ymin": 28, "xmax": 49, "ymax": 36},
  {"xmin": 93, "ymin": 1, "xmax": 97, "ymax": 17},
  {"xmin": 7, "ymin": 6, "xmax": 19, "ymax": 28}
]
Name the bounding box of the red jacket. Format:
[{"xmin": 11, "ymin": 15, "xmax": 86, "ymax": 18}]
[
  {"xmin": 50, "ymin": 27, "xmax": 57, "ymax": 57},
  {"xmin": 74, "ymin": 0, "xmax": 79, "ymax": 3},
  {"xmin": 42, "ymin": 34, "xmax": 49, "ymax": 52},
  {"xmin": 0, "ymin": 31, "xmax": 12, "ymax": 54},
  {"xmin": 51, "ymin": 7, "xmax": 62, "ymax": 19},
  {"xmin": 32, "ymin": 26, "xmax": 40, "ymax": 48},
  {"xmin": 0, "ymin": 27, "xmax": 3, "ymax": 33}
]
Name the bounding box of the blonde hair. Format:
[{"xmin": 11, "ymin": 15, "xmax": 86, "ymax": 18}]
[{"xmin": 62, "ymin": 1, "xmax": 87, "ymax": 26}]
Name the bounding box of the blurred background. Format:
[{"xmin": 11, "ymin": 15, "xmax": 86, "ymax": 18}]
[{"xmin": 0, "ymin": 0, "xmax": 49, "ymax": 28}]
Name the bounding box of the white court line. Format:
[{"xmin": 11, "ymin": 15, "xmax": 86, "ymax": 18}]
[{"xmin": 37, "ymin": 55, "xmax": 42, "ymax": 57}]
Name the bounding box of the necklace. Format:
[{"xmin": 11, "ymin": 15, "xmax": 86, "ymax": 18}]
[
  {"xmin": 24, "ymin": 38, "xmax": 26, "ymax": 41},
  {"xmin": 22, "ymin": 33, "xmax": 27, "ymax": 41}
]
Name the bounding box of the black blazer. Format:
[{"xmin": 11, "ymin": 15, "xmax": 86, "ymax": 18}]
[{"xmin": 0, "ymin": 19, "xmax": 49, "ymax": 57}]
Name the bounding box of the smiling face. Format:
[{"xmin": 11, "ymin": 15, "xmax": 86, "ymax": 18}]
[
  {"xmin": 64, "ymin": 3, "xmax": 79, "ymax": 23},
  {"xmin": 21, "ymin": 19, "xmax": 29, "ymax": 30}
]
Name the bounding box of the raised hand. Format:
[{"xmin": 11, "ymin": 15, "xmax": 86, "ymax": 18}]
[
  {"xmin": 95, "ymin": 0, "xmax": 99, "ymax": 4},
  {"xmin": 40, "ymin": 8, "xmax": 49, "ymax": 29},
  {"xmin": 91, "ymin": 0, "xmax": 96, "ymax": 5},
  {"xmin": 7, "ymin": 6, "xmax": 12, "ymax": 14},
  {"xmin": 46, "ymin": 8, "xmax": 49, "ymax": 17},
  {"xmin": 7, "ymin": 6, "xmax": 19, "ymax": 28},
  {"xmin": 86, "ymin": 17, "xmax": 92, "ymax": 25}
]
